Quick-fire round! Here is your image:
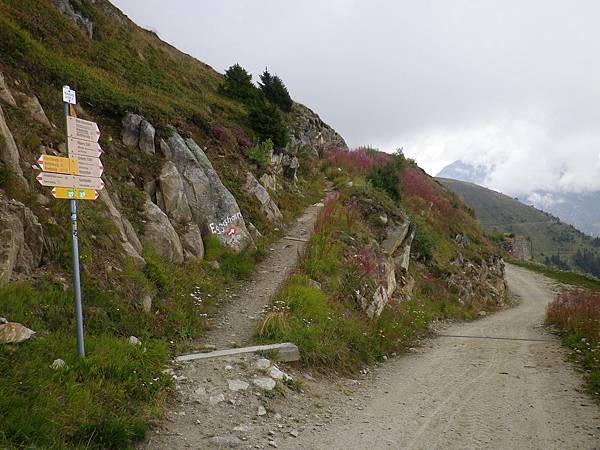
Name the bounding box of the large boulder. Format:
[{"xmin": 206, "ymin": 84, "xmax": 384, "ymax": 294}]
[
  {"xmin": 121, "ymin": 112, "xmax": 143, "ymax": 148},
  {"xmin": 0, "ymin": 105, "xmax": 27, "ymax": 189},
  {"xmin": 180, "ymin": 222, "xmax": 204, "ymax": 259},
  {"xmin": 139, "ymin": 120, "xmax": 156, "ymax": 155},
  {"xmin": 141, "ymin": 198, "xmax": 184, "ymax": 264},
  {"xmin": 0, "ymin": 73, "xmax": 16, "ymax": 107},
  {"xmin": 166, "ymin": 132, "xmax": 253, "ymax": 252},
  {"xmin": 244, "ymin": 172, "xmax": 282, "ymax": 224},
  {"xmin": 158, "ymin": 161, "xmax": 192, "ymax": 223},
  {"xmin": 0, "ymin": 192, "xmax": 43, "ymax": 282},
  {"xmin": 16, "ymin": 93, "xmax": 51, "ymax": 127},
  {"xmin": 98, "ymin": 189, "xmax": 145, "ymax": 268}
]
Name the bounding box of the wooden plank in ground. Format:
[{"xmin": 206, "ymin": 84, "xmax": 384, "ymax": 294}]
[{"xmin": 175, "ymin": 342, "xmax": 300, "ymax": 363}]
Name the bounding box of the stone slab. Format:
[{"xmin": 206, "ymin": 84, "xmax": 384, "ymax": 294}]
[{"xmin": 175, "ymin": 342, "xmax": 300, "ymax": 363}]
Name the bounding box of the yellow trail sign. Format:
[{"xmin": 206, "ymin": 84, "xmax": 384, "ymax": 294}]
[
  {"xmin": 37, "ymin": 154, "xmax": 78, "ymax": 175},
  {"xmin": 51, "ymin": 187, "xmax": 98, "ymax": 200}
]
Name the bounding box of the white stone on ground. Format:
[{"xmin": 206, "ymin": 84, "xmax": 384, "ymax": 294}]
[
  {"xmin": 255, "ymin": 358, "xmax": 271, "ymax": 370},
  {"xmin": 227, "ymin": 379, "xmax": 249, "ymax": 391},
  {"xmin": 253, "ymin": 377, "xmax": 276, "ymax": 391}
]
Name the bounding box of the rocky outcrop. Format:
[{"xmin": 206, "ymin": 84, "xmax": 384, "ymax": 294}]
[
  {"xmin": 98, "ymin": 190, "xmax": 145, "ymax": 268},
  {"xmin": 244, "ymin": 172, "xmax": 282, "ymax": 224},
  {"xmin": 15, "ymin": 93, "xmax": 51, "ymax": 127},
  {"xmin": 122, "ymin": 112, "xmax": 143, "ymax": 148},
  {"xmin": 158, "ymin": 161, "xmax": 192, "ymax": 223},
  {"xmin": 259, "ymin": 173, "xmax": 278, "ymax": 191},
  {"xmin": 0, "ymin": 105, "xmax": 27, "ymax": 189},
  {"xmin": 122, "ymin": 113, "xmax": 156, "ymax": 155},
  {"xmin": 180, "ymin": 222, "xmax": 204, "ymax": 260},
  {"xmin": 287, "ymin": 103, "xmax": 348, "ymax": 158},
  {"xmin": 357, "ymin": 216, "xmax": 416, "ymax": 319},
  {"xmin": 141, "ymin": 198, "xmax": 184, "ymax": 264},
  {"xmin": 0, "ymin": 74, "xmax": 16, "ymax": 107},
  {"xmin": 139, "ymin": 120, "xmax": 156, "ymax": 155},
  {"xmin": 448, "ymin": 256, "xmax": 507, "ymax": 306},
  {"xmin": 0, "ymin": 191, "xmax": 43, "ymax": 282},
  {"xmin": 359, "ymin": 257, "xmax": 397, "ymax": 319},
  {"xmin": 51, "ymin": 0, "xmax": 94, "ymax": 38},
  {"xmin": 502, "ymin": 235, "xmax": 532, "ymax": 261},
  {"xmin": 165, "ymin": 131, "xmax": 253, "ymax": 252}
]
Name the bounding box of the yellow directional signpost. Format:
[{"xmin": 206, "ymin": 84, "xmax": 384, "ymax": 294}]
[
  {"xmin": 37, "ymin": 154, "xmax": 79, "ymax": 175},
  {"xmin": 34, "ymin": 86, "xmax": 106, "ymax": 357},
  {"xmin": 52, "ymin": 187, "xmax": 99, "ymax": 200}
]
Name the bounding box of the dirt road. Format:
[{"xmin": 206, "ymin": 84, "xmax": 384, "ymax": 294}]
[{"xmin": 287, "ymin": 264, "xmax": 600, "ymax": 449}]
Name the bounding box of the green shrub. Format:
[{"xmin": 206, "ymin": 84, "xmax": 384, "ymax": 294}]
[
  {"xmin": 244, "ymin": 139, "xmax": 273, "ymax": 169},
  {"xmin": 411, "ymin": 225, "xmax": 437, "ymax": 261},
  {"xmin": 366, "ymin": 163, "xmax": 400, "ymax": 200},
  {"xmin": 248, "ymin": 100, "xmax": 288, "ymax": 148}
]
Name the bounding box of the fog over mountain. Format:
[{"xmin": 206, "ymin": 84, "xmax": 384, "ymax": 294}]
[{"xmin": 111, "ymin": 0, "xmax": 600, "ymax": 198}]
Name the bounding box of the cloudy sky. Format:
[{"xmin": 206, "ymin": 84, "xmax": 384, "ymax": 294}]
[{"xmin": 113, "ymin": 0, "xmax": 600, "ymax": 196}]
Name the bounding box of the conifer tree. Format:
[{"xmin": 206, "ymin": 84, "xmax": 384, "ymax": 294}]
[{"xmin": 258, "ymin": 68, "xmax": 293, "ymax": 113}]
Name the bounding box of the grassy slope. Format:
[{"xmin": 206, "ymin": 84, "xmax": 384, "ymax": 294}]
[
  {"xmin": 0, "ymin": 1, "xmax": 325, "ymax": 448},
  {"xmin": 258, "ymin": 151, "xmax": 505, "ymax": 372},
  {"xmin": 438, "ymin": 177, "xmax": 595, "ymax": 265}
]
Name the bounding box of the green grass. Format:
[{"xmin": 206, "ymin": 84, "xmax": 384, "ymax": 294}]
[{"xmin": 511, "ymin": 259, "xmax": 600, "ymax": 292}]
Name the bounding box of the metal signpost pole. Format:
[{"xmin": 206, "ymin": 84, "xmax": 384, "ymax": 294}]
[{"xmin": 64, "ymin": 92, "xmax": 85, "ymax": 357}]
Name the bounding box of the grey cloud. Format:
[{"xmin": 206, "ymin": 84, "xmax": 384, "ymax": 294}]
[{"xmin": 113, "ymin": 0, "xmax": 600, "ymax": 195}]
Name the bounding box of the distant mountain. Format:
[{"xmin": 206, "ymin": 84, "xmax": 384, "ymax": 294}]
[
  {"xmin": 526, "ymin": 191, "xmax": 600, "ymax": 238},
  {"xmin": 437, "ymin": 177, "xmax": 599, "ymax": 275},
  {"xmin": 436, "ymin": 160, "xmax": 488, "ymax": 185},
  {"xmin": 437, "ymin": 160, "xmax": 600, "ymax": 238}
]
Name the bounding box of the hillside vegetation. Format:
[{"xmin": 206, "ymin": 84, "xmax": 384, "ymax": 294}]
[
  {"xmin": 259, "ymin": 150, "xmax": 508, "ymax": 371},
  {"xmin": 438, "ymin": 178, "xmax": 600, "ymax": 276},
  {"xmin": 0, "ymin": 1, "xmax": 506, "ymax": 448}
]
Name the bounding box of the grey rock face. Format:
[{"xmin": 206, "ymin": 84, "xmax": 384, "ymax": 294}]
[
  {"xmin": 158, "ymin": 161, "xmax": 192, "ymax": 223},
  {"xmin": 139, "ymin": 120, "xmax": 156, "ymax": 155},
  {"xmin": 121, "ymin": 112, "xmax": 143, "ymax": 148},
  {"xmin": 16, "ymin": 94, "xmax": 51, "ymax": 127},
  {"xmin": 381, "ymin": 219, "xmax": 411, "ymax": 256},
  {"xmin": 0, "ymin": 73, "xmax": 16, "ymax": 107},
  {"xmin": 180, "ymin": 222, "xmax": 204, "ymax": 259},
  {"xmin": 51, "ymin": 0, "xmax": 93, "ymax": 38},
  {"xmin": 394, "ymin": 228, "xmax": 415, "ymax": 273},
  {"xmin": 244, "ymin": 172, "xmax": 282, "ymax": 224},
  {"xmin": 359, "ymin": 257, "xmax": 397, "ymax": 319},
  {"xmin": 0, "ymin": 192, "xmax": 43, "ymax": 282},
  {"xmin": 259, "ymin": 173, "xmax": 279, "ymax": 191},
  {"xmin": 98, "ymin": 190, "xmax": 145, "ymax": 268},
  {"xmin": 0, "ymin": 105, "xmax": 27, "ymax": 189},
  {"xmin": 287, "ymin": 103, "xmax": 348, "ymax": 158},
  {"xmin": 282, "ymin": 154, "xmax": 299, "ymax": 180},
  {"xmin": 167, "ymin": 132, "xmax": 253, "ymax": 252},
  {"xmin": 141, "ymin": 198, "xmax": 184, "ymax": 264}
]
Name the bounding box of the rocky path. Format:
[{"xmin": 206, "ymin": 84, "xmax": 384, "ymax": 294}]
[
  {"xmin": 286, "ymin": 264, "xmax": 600, "ymax": 449},
  {"xmin": 143, "ymin": 196, "xmax": 329, "ymax": 449},
  {"xmin": 201, "ymin": 199, "xmax": 326, "ymax": 350}
]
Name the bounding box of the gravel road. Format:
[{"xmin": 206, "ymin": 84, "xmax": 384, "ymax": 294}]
[{"xmin": 286, "ymin": 264, "xmax": 600, "ymax": 450}]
